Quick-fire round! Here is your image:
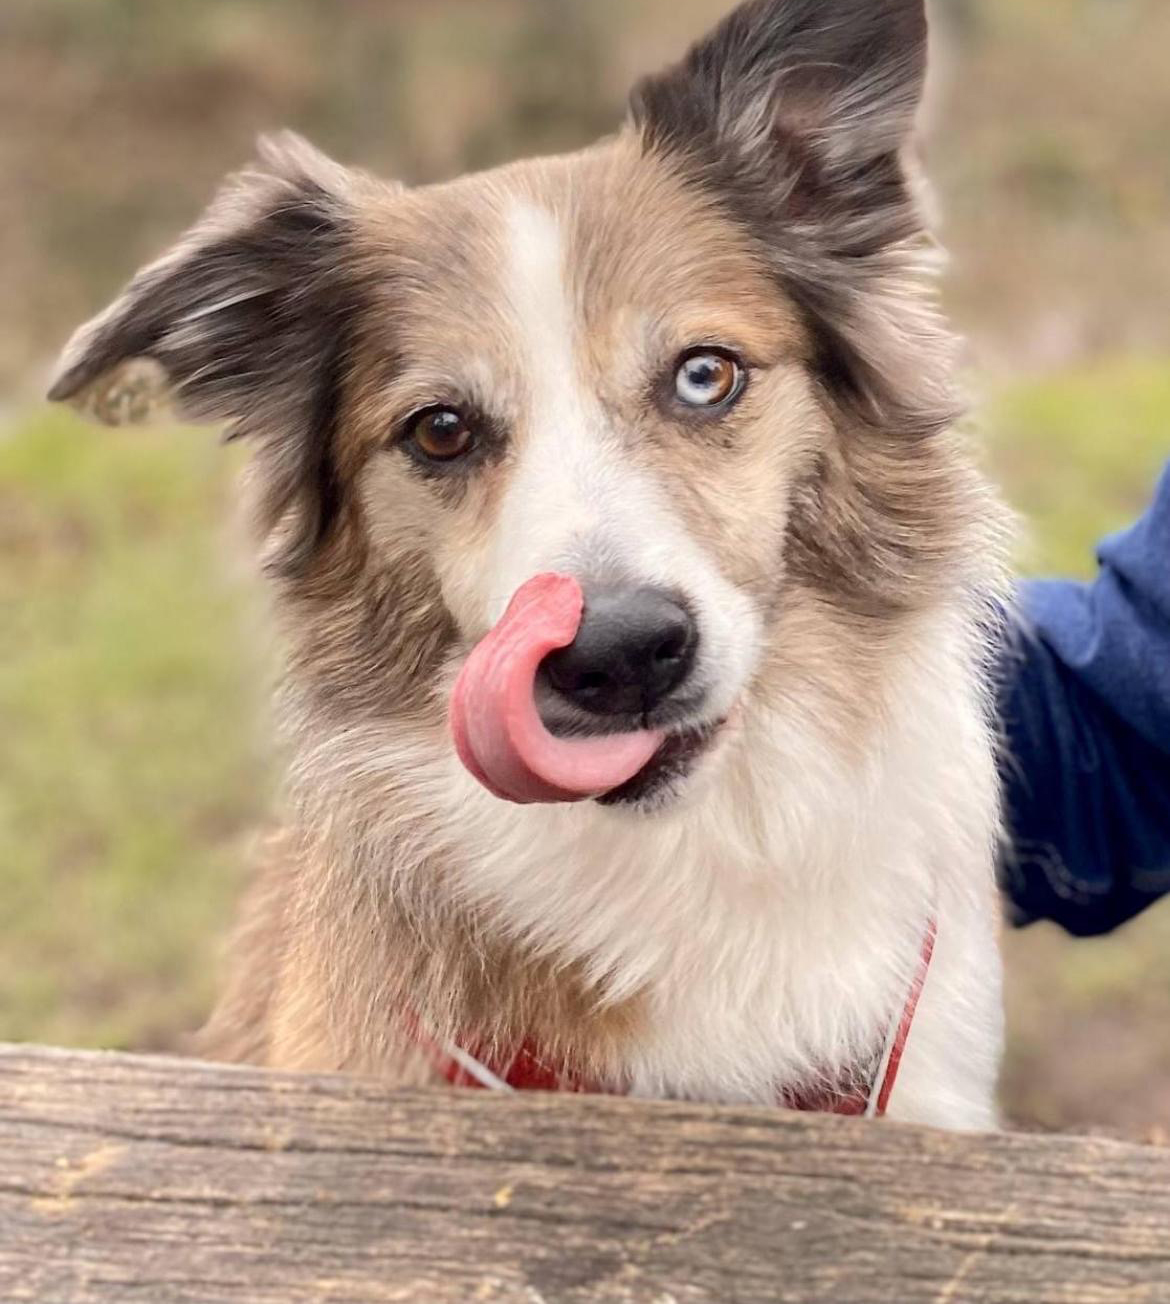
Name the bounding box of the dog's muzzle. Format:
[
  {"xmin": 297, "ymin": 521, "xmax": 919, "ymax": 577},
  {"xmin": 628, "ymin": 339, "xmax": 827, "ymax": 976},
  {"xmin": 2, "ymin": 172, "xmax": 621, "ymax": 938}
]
[
  {"xmin": 542, "ymin": 584, "xmax": 699, "ymax": 720},
  {"xmin": 450, "ymin": 574, "xmax": 666, "ymax": 805}
]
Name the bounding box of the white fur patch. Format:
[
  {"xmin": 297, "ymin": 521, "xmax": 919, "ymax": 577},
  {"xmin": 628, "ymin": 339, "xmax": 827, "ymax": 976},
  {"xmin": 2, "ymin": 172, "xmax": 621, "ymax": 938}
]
[{"xmin": 476, "ymin": 200, "xmax": 761, "ymax": 725}]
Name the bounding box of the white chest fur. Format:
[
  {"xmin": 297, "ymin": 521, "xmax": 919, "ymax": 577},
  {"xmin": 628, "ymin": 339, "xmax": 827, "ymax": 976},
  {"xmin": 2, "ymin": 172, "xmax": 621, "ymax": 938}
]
[{"xmin": 435, "ymin": 617, "xmax": 1003, "ymax": 1126}]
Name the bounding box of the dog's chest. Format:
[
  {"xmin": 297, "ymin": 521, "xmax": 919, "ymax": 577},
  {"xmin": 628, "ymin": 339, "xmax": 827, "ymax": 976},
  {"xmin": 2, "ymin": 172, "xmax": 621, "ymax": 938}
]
[
  {"xmin": 620, "ymin": 864, "xmax": 930, "ymax": 1104},
  {"xmin": 453, "ymin": 769, "xmax": 935, "ymax": 1106}
]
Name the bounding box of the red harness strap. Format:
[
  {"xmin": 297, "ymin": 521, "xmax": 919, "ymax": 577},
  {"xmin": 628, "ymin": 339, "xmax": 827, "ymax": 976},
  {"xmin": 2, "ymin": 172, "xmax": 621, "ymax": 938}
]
[
  {"xmin": 873, "ymin": 915, "xmax": 937, "ymax": 1116},
  {"xmin": 410, "ymin": 918, "xmax": 938, "ymax": 1118}
]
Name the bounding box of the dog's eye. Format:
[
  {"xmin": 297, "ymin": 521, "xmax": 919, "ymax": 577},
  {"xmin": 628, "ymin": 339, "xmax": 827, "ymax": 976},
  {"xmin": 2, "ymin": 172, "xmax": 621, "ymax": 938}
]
[
  {"xmin": 674, "ymin": 349, "xmax": 744, "ymax": 409},
  {"xmin": 406, "ymin": 407, "xmax": 476, "ymax": 462}
]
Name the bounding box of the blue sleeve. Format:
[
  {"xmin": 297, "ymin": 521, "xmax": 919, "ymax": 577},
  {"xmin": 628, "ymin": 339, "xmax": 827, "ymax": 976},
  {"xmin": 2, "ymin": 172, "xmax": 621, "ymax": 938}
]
[{"xmin": 998, "ymin": 461, "xmax": 1170, "ymax": 936}]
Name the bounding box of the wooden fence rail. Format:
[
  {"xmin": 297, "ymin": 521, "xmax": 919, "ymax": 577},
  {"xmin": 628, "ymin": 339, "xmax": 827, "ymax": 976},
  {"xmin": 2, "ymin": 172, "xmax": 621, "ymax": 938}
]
[{"xmin": 1, "ymin": 1044, "xmax": 1169, "ymax": 1303}]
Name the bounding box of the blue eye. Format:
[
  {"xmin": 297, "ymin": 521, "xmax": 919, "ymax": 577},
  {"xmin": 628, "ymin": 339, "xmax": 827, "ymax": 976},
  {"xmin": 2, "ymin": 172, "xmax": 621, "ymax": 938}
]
[{"xmin": 675, "ymin": 350, "xmax": 744, "ymax": 409}]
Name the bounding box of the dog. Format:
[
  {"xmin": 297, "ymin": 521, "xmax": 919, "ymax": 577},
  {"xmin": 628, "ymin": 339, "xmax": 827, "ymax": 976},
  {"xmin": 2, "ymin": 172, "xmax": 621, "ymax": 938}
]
[{"xmin": 50, "ymin": 0, "xmax": 1006, "ymax": 1129}]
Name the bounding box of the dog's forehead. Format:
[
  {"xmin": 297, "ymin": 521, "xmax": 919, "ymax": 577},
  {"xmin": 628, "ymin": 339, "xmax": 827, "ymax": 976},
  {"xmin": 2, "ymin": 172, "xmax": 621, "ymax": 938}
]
[{"xmin": 356, "ymin": 138, "xmax": 801, "ymax": 379}]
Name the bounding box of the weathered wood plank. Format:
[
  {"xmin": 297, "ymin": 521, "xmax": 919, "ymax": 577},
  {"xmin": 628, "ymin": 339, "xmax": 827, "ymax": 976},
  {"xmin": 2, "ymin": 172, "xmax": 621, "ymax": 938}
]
[{"xmin": 1, "ymin": 1045, "xmax": 1168, "ymax": 1303}]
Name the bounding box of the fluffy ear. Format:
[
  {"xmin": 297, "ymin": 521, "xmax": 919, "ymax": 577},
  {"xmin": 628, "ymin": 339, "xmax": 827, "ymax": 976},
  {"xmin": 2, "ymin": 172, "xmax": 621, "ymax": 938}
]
[
  {"xmin": 630, "ymin": 0, "xmax": 927, "ymax": 234},
  {"xmin": 49, "ymin": 133, "xmax": 369, "ymax": 572},
  {"xmin": 630, "ymin": 0, "xmax": 954, "ymax": 439}
]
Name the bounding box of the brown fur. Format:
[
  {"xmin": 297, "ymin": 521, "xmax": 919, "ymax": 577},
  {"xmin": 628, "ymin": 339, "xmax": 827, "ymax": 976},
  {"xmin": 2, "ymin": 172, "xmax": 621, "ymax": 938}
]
[
  {"xmin": 50, "ymin": 0, "xmax": 1002, "ymax": 1092},
  {"xmin": 198, "ymin": 128, "xmax": 993, "ymax": 1080},
  {"xmin": 198, "ymin": 829, "xmax": 643, "ymax": 1079}
]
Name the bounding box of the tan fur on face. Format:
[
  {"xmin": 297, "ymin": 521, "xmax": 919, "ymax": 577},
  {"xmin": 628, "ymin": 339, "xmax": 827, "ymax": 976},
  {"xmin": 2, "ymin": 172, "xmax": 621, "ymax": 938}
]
[{"xmin": 277, "ymin": 123, "xmax": 991, "ymax": 750}]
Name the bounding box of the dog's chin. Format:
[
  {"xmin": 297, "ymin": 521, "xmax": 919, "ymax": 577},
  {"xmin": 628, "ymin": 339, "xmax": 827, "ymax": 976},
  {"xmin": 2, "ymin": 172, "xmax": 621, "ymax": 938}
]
[
  {"xmin": 533, "ymin": 681, "xmax": 738, "ymax": 812},
  {"xmin": 596, "ymin": 719, "xmax": 727, "ymax": 811}
]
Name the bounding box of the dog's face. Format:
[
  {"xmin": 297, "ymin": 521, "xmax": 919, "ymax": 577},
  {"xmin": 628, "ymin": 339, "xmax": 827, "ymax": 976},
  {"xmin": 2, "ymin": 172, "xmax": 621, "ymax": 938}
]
[
  {"xmin": 358, "ymin": 150, "xmax": 806, "ymax": 768},
  {"xmin": 51, "ymin": 0, "xmax": 979, "ymax": 808}
]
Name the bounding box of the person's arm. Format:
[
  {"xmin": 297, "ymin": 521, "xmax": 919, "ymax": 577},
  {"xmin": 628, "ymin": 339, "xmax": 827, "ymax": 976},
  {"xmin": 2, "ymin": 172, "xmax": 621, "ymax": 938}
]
[{"xmin": 998, "ymin": 461, "xmax": 1170, "ymax": 936}]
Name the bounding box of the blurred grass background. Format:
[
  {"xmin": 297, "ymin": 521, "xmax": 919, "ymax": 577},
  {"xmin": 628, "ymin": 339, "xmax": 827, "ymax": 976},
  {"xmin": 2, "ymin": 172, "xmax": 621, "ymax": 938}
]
[{"xmin": 1, "ymin": 0, "xmax": 1167, "ymax": 1135}]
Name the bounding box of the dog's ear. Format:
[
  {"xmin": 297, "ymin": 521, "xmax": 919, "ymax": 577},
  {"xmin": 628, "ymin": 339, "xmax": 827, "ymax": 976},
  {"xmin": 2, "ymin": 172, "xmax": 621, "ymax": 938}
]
[
  {"xmin": 631, "ymin": 0, "xmax": 953, "ymax": 439},
  {"xmin": 630, "ymin": 0, "xmax": 927, "ymax": 234},
  {"xmin": 49, "ymin": 133, "xmax": 373, "ymax": 572}
]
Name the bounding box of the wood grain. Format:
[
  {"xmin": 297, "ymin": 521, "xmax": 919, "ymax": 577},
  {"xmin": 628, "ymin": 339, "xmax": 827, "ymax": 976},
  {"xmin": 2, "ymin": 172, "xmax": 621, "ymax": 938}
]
[{"xmin": 2, "ymin": 1044, "xmax": 1169, "ymax": 1303}]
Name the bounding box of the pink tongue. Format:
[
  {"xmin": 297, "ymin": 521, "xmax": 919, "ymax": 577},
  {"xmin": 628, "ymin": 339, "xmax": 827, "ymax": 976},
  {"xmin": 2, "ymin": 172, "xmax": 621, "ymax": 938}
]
[{"xmin": 450, "ymin": 574, "xmax": 664, "ymax": 805}]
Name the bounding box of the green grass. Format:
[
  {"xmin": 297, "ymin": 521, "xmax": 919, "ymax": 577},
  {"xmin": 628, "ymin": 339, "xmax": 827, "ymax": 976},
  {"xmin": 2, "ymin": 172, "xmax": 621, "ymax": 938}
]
[
  {"xmin": 1, "ymin": 358, "xmax": 1167, "ymax": 1129},
  {"xmin": 0, "ymin": 409, "xmax": 267, "ymax": 1049},
  {"xmin": 985, "ymin": 356, "xmax": 1170, "ymax": 576}
]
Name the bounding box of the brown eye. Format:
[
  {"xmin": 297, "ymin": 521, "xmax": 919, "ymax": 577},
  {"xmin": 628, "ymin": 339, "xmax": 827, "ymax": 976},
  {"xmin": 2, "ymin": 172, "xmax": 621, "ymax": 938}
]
[
  {"xmin": 407, "ymin": 407, "xmax": 476, "ymax": 462},
  {"xmin": 675, "ymin": 349, "xmax": 744, "ymax": 409}
]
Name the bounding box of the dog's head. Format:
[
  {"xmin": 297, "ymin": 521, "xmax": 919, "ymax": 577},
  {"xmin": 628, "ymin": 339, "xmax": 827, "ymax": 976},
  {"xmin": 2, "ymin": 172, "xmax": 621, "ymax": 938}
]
[{"xmin": 50, "ymin": 0, "xmax": 987, "ymax": 810}]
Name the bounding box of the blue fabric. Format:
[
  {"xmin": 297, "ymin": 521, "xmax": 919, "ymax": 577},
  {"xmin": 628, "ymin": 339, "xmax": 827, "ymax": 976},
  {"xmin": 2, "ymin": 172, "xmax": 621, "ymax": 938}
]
[{"xmin": 998, "ymin": 461, "xmax": 1170, "ymax": 935}]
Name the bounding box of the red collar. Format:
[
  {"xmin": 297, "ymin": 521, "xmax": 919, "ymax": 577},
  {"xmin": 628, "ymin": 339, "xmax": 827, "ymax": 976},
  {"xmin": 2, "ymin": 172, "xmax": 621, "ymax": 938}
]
[{"xmin": 409, "ymin": 918, "xmax": 937, "ymax": 1119}]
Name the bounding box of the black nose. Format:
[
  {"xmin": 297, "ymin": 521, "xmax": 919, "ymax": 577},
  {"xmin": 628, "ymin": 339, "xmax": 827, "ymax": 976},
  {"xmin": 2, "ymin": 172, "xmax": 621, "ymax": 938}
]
[{"xmin": 542, "ymin": 586, "xmax": 699, "ymax": 718}]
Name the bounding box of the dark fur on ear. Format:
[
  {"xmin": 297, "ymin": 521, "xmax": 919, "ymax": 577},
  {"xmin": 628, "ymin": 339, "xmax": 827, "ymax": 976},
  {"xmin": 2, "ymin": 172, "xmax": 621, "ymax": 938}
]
[
  {"xmin": 48, "ymin": 133, "xmax": 369, "ymax": 574},
  {"xmin": 632, "ymin": 0, "xmax": 926, "ymax": 195},
  {"xmin": 631, "ymin": 0, "xmax": 957, "ymax": 441}
]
